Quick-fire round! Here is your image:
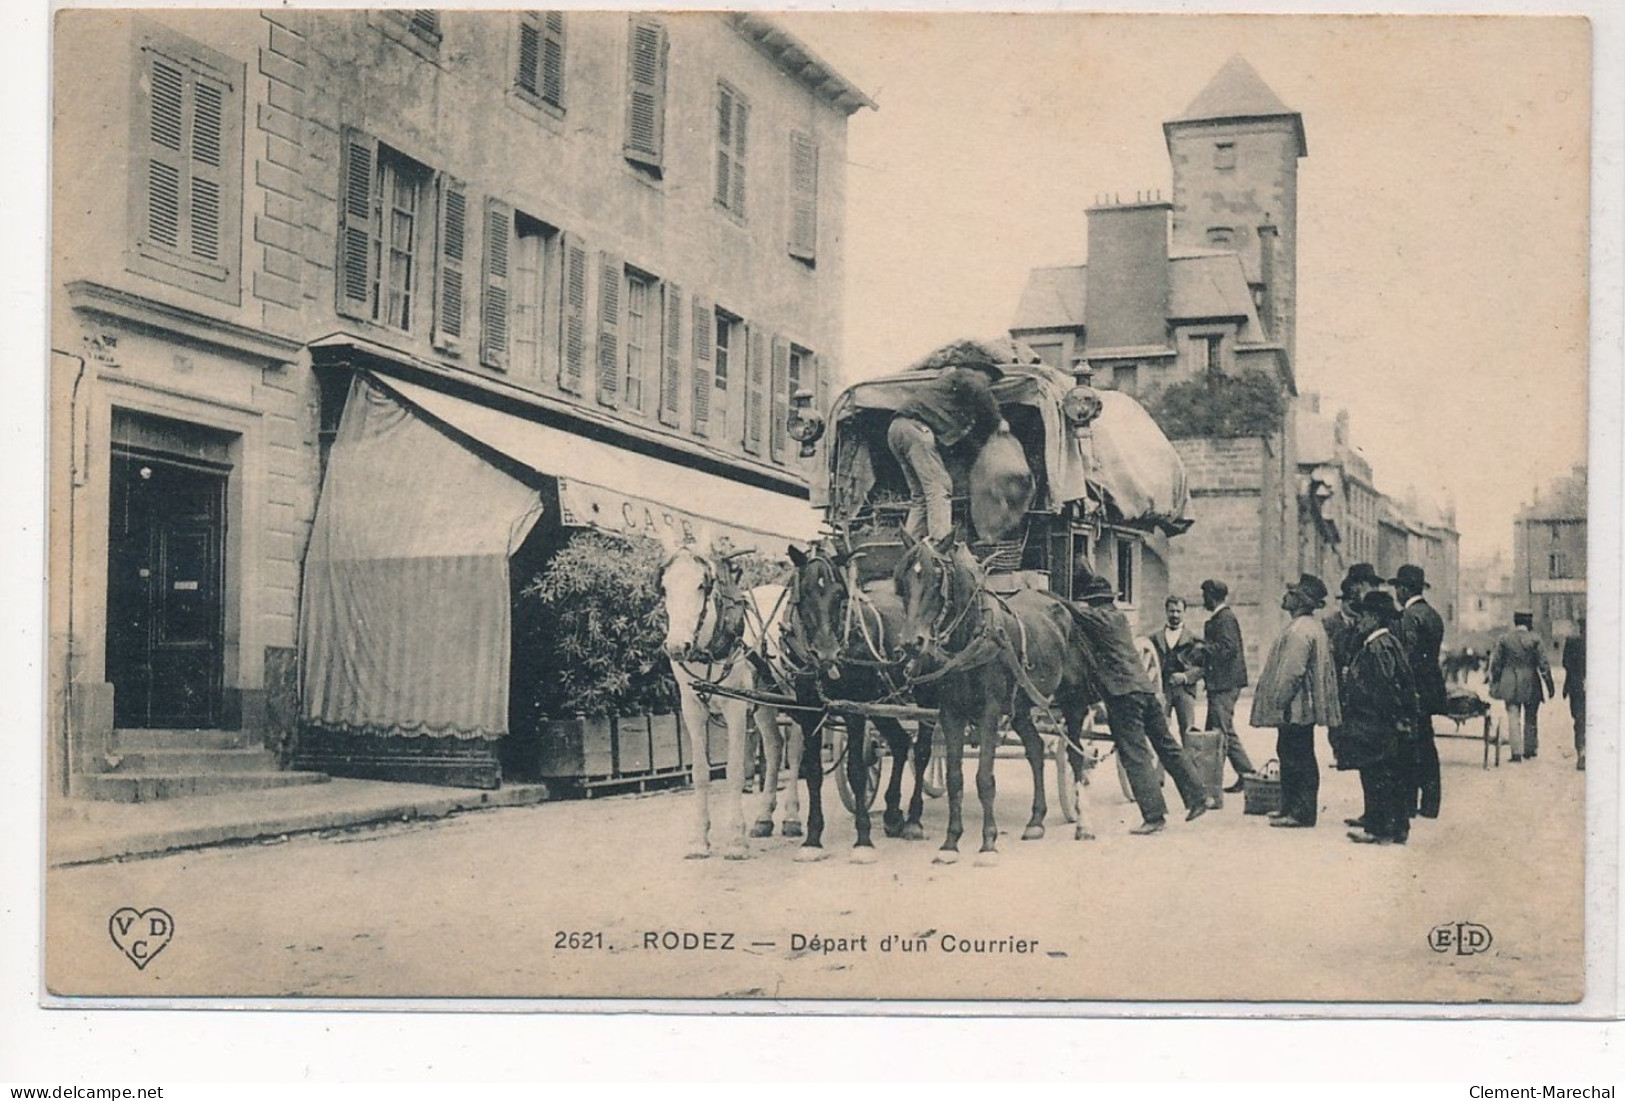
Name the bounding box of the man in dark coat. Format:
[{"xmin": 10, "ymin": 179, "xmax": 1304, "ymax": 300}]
[
  {"xmin": 1150, "ymin": 594, "xmax": 1205, "ymax": 735},
  {"xmin": 1200, "ymin": 578, "xmax": 1257, "ymax": 791},
  {"xmin": 1071, "ymin": 574, "xmax": 1211, "ymax": 835},
  {"xmin": 1562, "ymin": 618, "xmax": 1586, "ymax": 771},
  {"xmin": 1332, "ymin": 590, "xmax": 1420, "ymax": 845},
  {"xmin": 887, "ymin": 349, "xmax": 1006, "ymax": 543},
  {"xmin": 1393, "ymin": 563, "xmax": 1448, "ymax": 819},
  {"xmin": 1324, "ymin": 563, "xmax": 1382, "ymax": 831}
]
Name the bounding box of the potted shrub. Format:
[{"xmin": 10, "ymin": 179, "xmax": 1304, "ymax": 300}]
[{"xmin": 508, "ymin": 531, "xmax": 676, "ymax": 783}]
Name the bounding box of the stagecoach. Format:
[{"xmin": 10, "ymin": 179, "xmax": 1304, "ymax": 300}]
[{"xmin": 796, "ymin": 337, "xmax": 1194, "ymax": 813}]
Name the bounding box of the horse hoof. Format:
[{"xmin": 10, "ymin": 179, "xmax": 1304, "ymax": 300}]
[
  {"xmin": 1074, "ymin": 828, "xmax": 1096, "ymax": 842},
  {"xmin": 684, "ymin": 848, "xmax": 712, "ymax": 860},
  {"xmin": 883, "ymin": 822, "xmax": 905, "ymax": 839},
  {"xmin": 850, "ymin": 846, "xmax": 879, "ymax": 865},
  {"xmin": 901, "ymin": 823, "xmax": 927, "ymax": 842},
  {"xmin": 793, "ymin": 845, "xmax": 828, "ymax": 863},
  {"xmin": 749, "ymin": 821, "xmax": 774, "ymax": 839},
  {"xmin": 973, "ymin": 850, "xmax": 1001, "ymax": 868},
  {"xmin": 1021, "ymin": 825, "xmax": 1046, "ymax": 841},
  {"xmin": 782, "ymin": 820, "xmax": 804, "ymax": 838},
  {"xmin": 933, "ymin": 850, "xmax": 960, "ymax": 866}
]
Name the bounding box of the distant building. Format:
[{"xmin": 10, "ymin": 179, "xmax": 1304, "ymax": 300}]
[
  {"xmin": 1296, "ymin": 396, "xmax": 1381, "ymax": 581},
  {"xmin": 1513, "ymin": 464, "xmax": 1587, "ymax": 646},
  {"xmin": 1459, "ymin": 549, "xmax": 1514, "ymax": 652},
  {"xmin": 50, "ymin": 11, "xmax": 870, "ymax": 793},
  {"xmin": 1010, "ymin": 55, "xmax": 1302, "ymax": 656}
]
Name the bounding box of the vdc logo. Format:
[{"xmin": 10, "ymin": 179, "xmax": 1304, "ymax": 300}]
[{"xmin": 1428, "ymin": 921, "xmax": 1493, "ymax": 955}]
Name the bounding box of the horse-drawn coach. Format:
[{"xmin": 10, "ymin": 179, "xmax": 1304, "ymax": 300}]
[{"xmin": 664, "ymin": 337, "xmax": 1192, "ymax": 863}]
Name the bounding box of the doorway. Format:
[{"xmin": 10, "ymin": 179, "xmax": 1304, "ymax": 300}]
[{"xmin": 106, "ymin": 450, "xmax": 228, "ymax": 729}]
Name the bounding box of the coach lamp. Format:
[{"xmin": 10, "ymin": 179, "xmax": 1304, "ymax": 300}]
[{"xmin": 788, "ymin": 387, "xmax": 826, "ymax": 457}]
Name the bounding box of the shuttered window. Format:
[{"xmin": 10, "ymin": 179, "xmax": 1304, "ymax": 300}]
[
  {"xmin": 517, "ymin": 12, "xmax": 566, "ymax": 110},
  {"xmin": 480, "ymin": 198, "xmax": 512, "ymax": 369},
  {"xmin": 623, "ymin": 18, "xmax": 667, "ymax": 173},
  {"xmin": 512, "ymin": 213, "xmax": 557, "ymax": 383},
  {"xmin": 407, "ymin": 11, "xmax": 442, "ymax": 45},
  {"xmin": 130, "ymin": 28, "xmax": 243, "ymax": 303},
  {"xmin": 659, "ymin": 283, "xmax": 684, "ymax": 428},
  {"xmin": 335, "ymin": 132, "xmax": 431, "ymax": 334},
  {"xmin": 595, "ymin": 251, "xmax": 624, "ymax": 407},
  {"xmin": 715, "ymin": 82, "xmax": 749, "ymax": 218},
  {"xmin": 788, "ymin": 132, "xmax": 818, "ymax": 262},
  {"xmin": 689, "ymin": 295, "xmax": 713, "ymax": 437},
  {"xmin": 558, "ymin": 234, "xmax": 588, "ymax": 395},
  {"xmin": 713, "ymin": 310, "xmax": 739, "ymax": 445}
]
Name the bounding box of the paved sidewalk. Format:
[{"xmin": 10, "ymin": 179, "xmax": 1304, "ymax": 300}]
[{"xmin": 46, "ymin": 778, "xmax": 551, "ymax": 867}]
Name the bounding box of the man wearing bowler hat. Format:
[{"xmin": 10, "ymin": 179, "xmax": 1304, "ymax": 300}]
[
  {"xmin": 1490, "ymin": 610, "xmax": 1555, "ymax": 763},
  {"xmin": 1392, "ymin": 563, "xmax": 1448, "ymax": 818},
  {"xmin": 1250, "ymin": 574, "xmax": 1341, "ymax": 828}
]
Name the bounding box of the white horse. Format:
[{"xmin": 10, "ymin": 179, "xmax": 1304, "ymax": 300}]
[{"xmin": 659, "ymin": 545, "xmax": 805, "ymax": 859}]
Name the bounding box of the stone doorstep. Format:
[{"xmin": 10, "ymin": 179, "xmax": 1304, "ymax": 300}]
[
  {"xmin": 103, "ymin": 747, "xmax": 282, "ymax": 773},
  {"xmin": 47, "ymin": 781, "xmax": 553, "ymax": 867},
  {"xmin": 74, "ymin": 770, "xmax": 331, "ymax": 804}
]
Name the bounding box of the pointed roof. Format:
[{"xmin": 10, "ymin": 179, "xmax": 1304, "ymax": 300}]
[{"xmin": 1164, "ymin": 55, "xmax": 1306, "ymax": 156}]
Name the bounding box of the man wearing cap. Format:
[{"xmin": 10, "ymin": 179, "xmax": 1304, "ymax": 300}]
[
  {"xmin": 1071, "ymin": 572, "xmax": 1212, "ymax": 835},
  {"xmin": 1250, "ymin": 574, "xmax": 1342, "ymax": 828},
  {"xmin": 1199, "ymin": 578, "xmax": 1258, "ymax": 792},
  {"xmin": 1393, "ymin": 564, "xmax": 1448, "ymax": 817},
  {"xmin": 1332, "ymin": 590, "xmax": 1421, "ymax": 845},
  {"xmin": 1489, "ymin": 610, "xmax": 1555, "ymax": 763},
  {"xmin": 887, "ymin": 350, "xmax": 1008, "ymax": 543}
]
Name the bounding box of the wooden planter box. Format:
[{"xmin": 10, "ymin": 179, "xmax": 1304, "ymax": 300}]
[
  {"xmin": 532, "ymin": 716, "xmax": 616, "ymax": 780},
  {"xmin": 615, "ymin": 715, "xmax": 653, "ymax": 776},
  {"xmin": 649, "ymin": 713, "xmax": 682, "ymax": 772}
]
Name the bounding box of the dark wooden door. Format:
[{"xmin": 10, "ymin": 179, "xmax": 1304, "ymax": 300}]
[{"xmin": 107, "ymin": 453, "xmax": 227, "ymax": 729}]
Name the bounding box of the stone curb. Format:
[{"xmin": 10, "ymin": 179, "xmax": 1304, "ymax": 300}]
[{"xmin": 48, "ymin": 784, "xmax": 551, "ymax": 868}]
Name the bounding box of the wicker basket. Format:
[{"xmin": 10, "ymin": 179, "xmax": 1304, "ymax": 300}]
[{"xmin": 1242, "ymin": 760, "xmax": 1283, "ymax": 816}]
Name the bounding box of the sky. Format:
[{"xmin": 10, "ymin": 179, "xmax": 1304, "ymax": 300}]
[{"xmin": 776, "ymin": 12, "xmax": 1595, "ymax": 565}]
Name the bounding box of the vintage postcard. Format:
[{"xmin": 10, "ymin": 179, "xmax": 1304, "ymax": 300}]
[{"xmin": 38, "ymin": 6, "xmax": 1613, "ymax": 1014}]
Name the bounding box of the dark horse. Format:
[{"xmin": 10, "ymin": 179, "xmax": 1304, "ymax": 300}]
[
  {"xmin": 788, "ymin": 542, "xmax": 934, "ymax": 863},
  {"xmin": 893, "ymin": 530, "xmax": 1099, "ymax": 864}
]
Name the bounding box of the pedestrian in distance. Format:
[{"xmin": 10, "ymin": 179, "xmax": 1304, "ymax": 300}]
[
  {"xmin": 885, "ymin": 346, "xmax": 1007, "ymax": 544},
  {"xmin": 1489, "ymin": 611, "xmax": 1555, "ymax": 763},
  {"xmin": 1199, "ymin": 578, "xmax": 1259, "ymax": 792},
  {"xmin": 1324, "ymin": 563, "xmax": 1383, "ymax": 832},
  {"xmin": 1562, "ymin": 618, "xmax": 1586, "ymax": 771},
  {"xmin": 1071, "ymin": 572, "xmax": 1212, "ymax": 836},
  {"xmin": 1392, "ymin": 564, "xmax": 1448, "ymax": 818},
  {"xmin": 1331, "ymin": 590, "xmax": 1421, "ymax": 846},
  {"xmin": 1250, "ymin": 573, "xmax": 1342, "ymax": 828},
  {"xmin": 1150, "ymin": 594, "xmax": 1204, "ymax": 736}
]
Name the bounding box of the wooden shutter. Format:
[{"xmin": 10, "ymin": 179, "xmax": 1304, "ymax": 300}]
[
  {"xmin": 624, "ymin": 18, "xmax": 666, "ymax": 169},
  {"xmin": 433, "ymin": 175, "xmax": 467, "ymax": 347},
  {"xmin": 336, "ymin": 129, "xmax": 379, "ymax": 319},
  {"xmin": 541, "ymin": 13, "xmax": 566, "ymax": 106},
  {"xmin": 659, "ymin": 283, "xmax": 684, "ymax": 428},
  {"xmin": 517, "ymin": 13, "xmax": 541, "ymax": 95},
  {"xmin": 409, "ymin": 11, "xmax": 441, "ymax": 42},
  {"xmin": 743, "ymin": 324, "xmax": 766, "ymax": 455},
  {"xmin": 714, "ymin": 85, "xmax": 734, "ymax": 208},
  {"xmin": 731, "ymin": 96, "xmax": 748, "ymax": 217},
  {"xmin": 187, "ymin": 71, "xmax": 228, "ymax": 264},
  {"xmin": 789, "ymin": 132, "xmax": 818, "ymax": 261},
  {"xmin": 813, "ymin": 353, "xmax": 831, "ymax": 461},
  {"xmin": 480, "ymin": 199, "xmax": 512, "ymax": 370},
  {"xmin": 595, "ymin": 251, "xmax": 623, "ymax": 407},
  {"xmin": 690, "ymin": 295, "xmax": 712, "ymax": 437},
  {"xmin": 769, "ymin": 336, "xmax": 790, "ymax": 464},
  {"xmin": 558, "ymin": 233, "xmax": 588, "ymax": 395}
]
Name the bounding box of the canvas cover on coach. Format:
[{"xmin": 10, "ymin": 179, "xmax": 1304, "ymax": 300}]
[
  {"xmin": 300, "ymin": 376, "xmax": 545, "ymax": 741},
  {"xmin": 825, "ymin": 358, "xmax": 1189, "ymax": 532}
]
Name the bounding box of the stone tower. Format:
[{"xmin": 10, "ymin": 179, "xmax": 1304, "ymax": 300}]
[{"xmin": 1163, "ymin": 56, "xmax": 1306, "ymax": 365}]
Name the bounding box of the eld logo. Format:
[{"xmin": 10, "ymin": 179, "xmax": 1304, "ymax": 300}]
[{"xmin": 1428, "ymin": 921, "xmax": 1493, "ymax": 955}]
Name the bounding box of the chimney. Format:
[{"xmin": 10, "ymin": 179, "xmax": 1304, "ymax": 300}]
[
  {"xmin": 1334, "ymin": 409, "xmax": 1350, "ymax": 446},
  {"xmin": 1084, "ymin": 199, "xmax": 1171, "ymax": 354},
  {"xmin": 1256, "ymin": 218, "xmax": 1279, "ymax": 341}
]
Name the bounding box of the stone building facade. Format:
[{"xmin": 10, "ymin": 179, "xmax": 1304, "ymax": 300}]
[
  {"xmin": 49, "ymin": 10, "xmax": 868, "ymax": 794},
  {"xmin": 1512, "ymin": 464, "xmax": 1587, "ymax": 647}
]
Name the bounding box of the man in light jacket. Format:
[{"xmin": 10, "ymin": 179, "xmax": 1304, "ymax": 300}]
[
  {"xmin": 1489, "ymin": 611, "xmax": 1555, "ymax": 763},
  {"xmin": 1250, "ymin": 573, "xmax": 1342, "ymax": 828}
]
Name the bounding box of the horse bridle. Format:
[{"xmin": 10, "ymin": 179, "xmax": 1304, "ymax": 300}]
[
  {"xmin": 666, "ymin": 548, "xmax": 747, "ymax": 666},
  {"xmin": 909, "ymin": 540, "xmax": 982, "ymax": 656}
]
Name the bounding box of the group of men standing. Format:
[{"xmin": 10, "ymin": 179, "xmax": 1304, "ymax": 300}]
[{"xmin": 1148, "ymin": 563, "xmax": 1451, "ymax": 846}]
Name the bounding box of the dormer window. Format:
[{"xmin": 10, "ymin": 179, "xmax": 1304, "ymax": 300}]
[
  {"xmin": 1214, "ymin": 141, "xmax": 1235, "ymax": 170},
  {"xmin": 1207, "ymin": 226, "xmax": 1235, "ymax": 247}
]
